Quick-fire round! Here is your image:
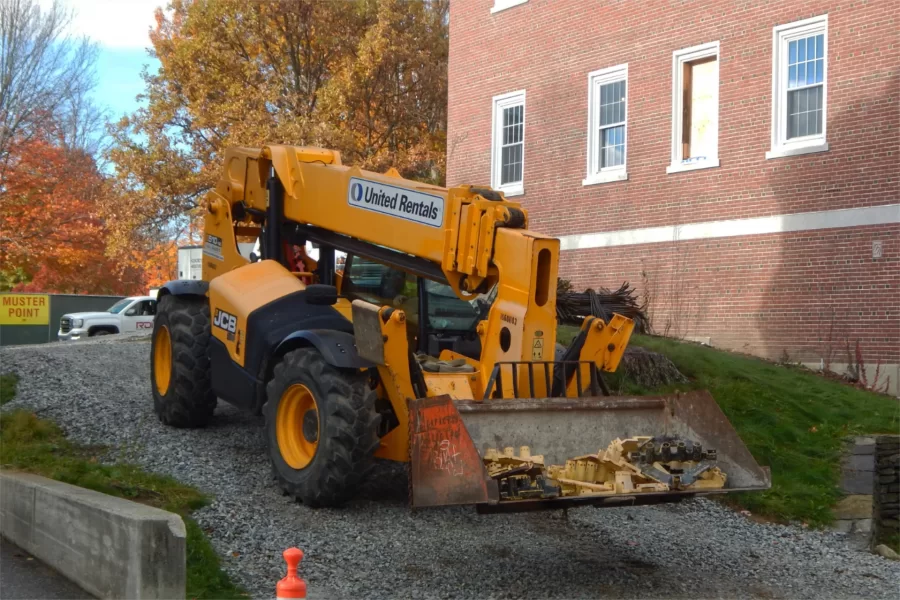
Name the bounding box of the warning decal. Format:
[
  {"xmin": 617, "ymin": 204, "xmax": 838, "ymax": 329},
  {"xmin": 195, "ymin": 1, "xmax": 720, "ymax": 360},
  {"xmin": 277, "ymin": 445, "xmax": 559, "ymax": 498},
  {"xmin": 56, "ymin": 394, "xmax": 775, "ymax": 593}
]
[{"xmin": 532, "ymin": 337, "xmax": 544, "ymax": 360}]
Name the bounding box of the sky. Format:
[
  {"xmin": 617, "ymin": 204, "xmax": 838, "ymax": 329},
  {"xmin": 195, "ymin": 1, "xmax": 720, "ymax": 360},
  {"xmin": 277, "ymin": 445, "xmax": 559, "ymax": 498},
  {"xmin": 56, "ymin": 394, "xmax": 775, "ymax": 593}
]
[{"xmin": 38, "ymin": 0, "xmax": 165, "ymax": 120}]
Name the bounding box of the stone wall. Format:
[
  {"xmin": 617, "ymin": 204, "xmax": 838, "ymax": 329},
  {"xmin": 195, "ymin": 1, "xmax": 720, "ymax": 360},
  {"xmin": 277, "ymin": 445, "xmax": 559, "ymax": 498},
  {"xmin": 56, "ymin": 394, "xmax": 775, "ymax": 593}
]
[
  {"xmin": 833, "ymin": 437, "xmax": 876, "ymax": 547},
  {"xmin": 875, "ymin": 435, "xmax": 899, "ymax": 543}
]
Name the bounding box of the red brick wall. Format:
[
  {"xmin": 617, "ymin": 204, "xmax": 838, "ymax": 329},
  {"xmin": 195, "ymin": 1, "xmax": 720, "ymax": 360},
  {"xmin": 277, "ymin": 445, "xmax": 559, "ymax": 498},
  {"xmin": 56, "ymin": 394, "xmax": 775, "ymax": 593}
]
[
  {"xmin": 559, "ymin": 224, "xmax": 900, "ymax": 364},
  {"xmin": 447, "ymin": 0, "xmax": 899, "ymax": 366}
]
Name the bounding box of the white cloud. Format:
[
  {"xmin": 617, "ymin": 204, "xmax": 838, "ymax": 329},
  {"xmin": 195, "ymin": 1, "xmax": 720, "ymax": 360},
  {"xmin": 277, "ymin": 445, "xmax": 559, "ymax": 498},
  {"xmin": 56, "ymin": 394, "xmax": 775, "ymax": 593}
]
[{"xmin": 37, "ymin": 0, "xmax": 167, "ymax": 48}]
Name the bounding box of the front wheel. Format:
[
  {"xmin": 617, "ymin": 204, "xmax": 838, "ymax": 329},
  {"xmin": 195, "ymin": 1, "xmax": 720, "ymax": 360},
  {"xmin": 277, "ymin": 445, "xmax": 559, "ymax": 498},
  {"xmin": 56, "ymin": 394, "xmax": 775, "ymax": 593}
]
[
  {"xmin": 264, "ymin": 347, "xmax": 380, "ymax": 507},
  {"xmin": 150, "ymin": 294, "xmax": 216, "ymax": 428}
]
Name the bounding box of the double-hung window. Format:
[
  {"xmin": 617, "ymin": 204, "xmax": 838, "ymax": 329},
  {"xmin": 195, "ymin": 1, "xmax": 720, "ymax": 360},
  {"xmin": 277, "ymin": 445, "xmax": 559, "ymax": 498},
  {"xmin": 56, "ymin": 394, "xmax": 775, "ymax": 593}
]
[
  {"xmin": 584, "ymin": 64, "xmax": 628, "ymax": 185},
  {"xmin": 668, "ymin": 42, "xmax": 720, "ymax": 173},
  {"xmin": 491, "ymin": 90, "xmax": 526, "ymax": 196},
  {"xmin": 767, "ymin": 15, "xmax": 828, "ymax": 159}
]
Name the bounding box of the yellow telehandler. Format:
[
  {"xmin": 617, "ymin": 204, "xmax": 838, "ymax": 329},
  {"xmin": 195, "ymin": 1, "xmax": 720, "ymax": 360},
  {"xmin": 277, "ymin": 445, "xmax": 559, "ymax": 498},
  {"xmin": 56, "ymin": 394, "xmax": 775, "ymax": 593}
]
[{"xmin": 150, "ymin": 145, "xmax": 769, "ymax": 511}]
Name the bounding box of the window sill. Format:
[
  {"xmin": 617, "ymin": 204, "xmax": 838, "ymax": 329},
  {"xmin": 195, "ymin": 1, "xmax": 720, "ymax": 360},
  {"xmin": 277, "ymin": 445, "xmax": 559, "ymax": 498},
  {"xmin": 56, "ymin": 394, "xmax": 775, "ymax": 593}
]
[
  {"xmin": 498, "ymin": 184, "xmax": 524, "ymax": 198},
  {"xmin": 766, "ymin": 141, "xmax": 829, "ymax": 160},
  {"xmin": 666, "ymin": 159, "xmax": 720, "ymax": 174},
  {"xmin": 582, "ymin": 171, "xmax": 628, "ymax": 186},
  {"xmin": 491, "ymin": 0, "xmax": 527, "ymax": 14}
]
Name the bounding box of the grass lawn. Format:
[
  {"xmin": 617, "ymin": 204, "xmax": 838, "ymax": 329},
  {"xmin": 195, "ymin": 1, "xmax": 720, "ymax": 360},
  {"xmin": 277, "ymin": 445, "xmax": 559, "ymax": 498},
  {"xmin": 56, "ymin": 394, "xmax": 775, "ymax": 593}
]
[
  {"xmin": 559, "ymin": 326, "xmax": 900, "ymax": 527},
  {"xmin": 0, "ymin": 380, "xmax": 247, "ymax": 599},
  {"xmin": 1, "ymin": 373, "xmax": 18, "ymax": 405}
]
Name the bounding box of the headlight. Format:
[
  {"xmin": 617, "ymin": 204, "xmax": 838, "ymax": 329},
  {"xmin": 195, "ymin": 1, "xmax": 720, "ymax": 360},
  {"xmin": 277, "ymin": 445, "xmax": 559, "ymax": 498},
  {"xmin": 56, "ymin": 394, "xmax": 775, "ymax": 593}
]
[{"xmin": 73, "ymin": 318, "xmax": 84, "ymax": 328}]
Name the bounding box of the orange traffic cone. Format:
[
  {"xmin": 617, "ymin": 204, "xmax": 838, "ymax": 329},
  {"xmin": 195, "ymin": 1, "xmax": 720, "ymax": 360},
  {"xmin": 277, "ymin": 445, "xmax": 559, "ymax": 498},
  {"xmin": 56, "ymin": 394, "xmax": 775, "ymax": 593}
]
[{"xmin": 276, "ymin": 548, "xmax": 307, "ymax": 599}]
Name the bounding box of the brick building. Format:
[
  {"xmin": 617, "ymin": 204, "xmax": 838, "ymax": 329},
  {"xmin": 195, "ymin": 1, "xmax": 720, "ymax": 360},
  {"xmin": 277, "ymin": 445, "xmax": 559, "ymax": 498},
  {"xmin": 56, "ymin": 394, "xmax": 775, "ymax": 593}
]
[{"xmin": 446, "ymin": 0, "xmax": 899, "ymax": 392}]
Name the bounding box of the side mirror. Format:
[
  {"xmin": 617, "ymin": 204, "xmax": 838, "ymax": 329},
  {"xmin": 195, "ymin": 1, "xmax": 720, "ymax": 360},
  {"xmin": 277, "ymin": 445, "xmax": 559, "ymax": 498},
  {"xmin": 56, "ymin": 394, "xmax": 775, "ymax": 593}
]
[
  {"xmin": 125, "ymin": 308, "xmax": 136, "ymax": 316},
  {"xmin": 249, "ymin": 252, "xmax": 259, "ymax": 263}
]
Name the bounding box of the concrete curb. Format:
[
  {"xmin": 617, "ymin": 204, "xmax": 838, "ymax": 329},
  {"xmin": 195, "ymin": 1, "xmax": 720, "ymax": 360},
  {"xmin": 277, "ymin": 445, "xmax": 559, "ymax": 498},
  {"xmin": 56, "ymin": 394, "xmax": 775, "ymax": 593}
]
[{"xmin": 0, "ymin": 472, "xmax": 186, "ymax": 599}]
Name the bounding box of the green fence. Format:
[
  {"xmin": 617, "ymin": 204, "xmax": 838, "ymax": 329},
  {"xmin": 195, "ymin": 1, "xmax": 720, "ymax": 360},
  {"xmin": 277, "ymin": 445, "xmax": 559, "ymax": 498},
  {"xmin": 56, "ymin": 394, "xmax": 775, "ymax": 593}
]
[{"xmin": 0, "ymin": 294, "xmax": 124, "ymax": 347}]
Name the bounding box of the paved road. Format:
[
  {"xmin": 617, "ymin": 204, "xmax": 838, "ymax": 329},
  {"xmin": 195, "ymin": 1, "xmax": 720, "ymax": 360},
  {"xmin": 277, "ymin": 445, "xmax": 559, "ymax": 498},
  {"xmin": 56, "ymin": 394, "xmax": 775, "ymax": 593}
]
[{"xmin": 0, "ymin": 538, "xmax": 93, "ymax": 599}]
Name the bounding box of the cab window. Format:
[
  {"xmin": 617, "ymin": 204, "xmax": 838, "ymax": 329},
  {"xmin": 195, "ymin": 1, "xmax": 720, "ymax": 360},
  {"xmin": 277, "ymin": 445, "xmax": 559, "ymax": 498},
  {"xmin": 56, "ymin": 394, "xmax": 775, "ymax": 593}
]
[
  {"xmin": 342, "ymin": 256, "xmax": 418, "ymax": 314},
  {"xmin": 422, "ymin": 280, "xmax": 481, "ymax": 332}
]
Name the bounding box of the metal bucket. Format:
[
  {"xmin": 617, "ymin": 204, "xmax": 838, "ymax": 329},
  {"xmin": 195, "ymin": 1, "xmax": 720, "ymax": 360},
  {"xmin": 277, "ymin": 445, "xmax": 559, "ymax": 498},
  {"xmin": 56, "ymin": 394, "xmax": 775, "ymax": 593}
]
[{"xmin": 409, "ymin": 392, "xmax": 770, "ymax": 512}]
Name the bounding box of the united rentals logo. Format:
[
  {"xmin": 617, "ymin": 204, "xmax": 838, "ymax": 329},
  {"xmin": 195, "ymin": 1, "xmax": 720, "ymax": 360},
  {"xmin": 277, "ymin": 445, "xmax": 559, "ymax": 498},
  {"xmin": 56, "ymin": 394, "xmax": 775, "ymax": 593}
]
[{"xmin": 348, "ymin": 177, "xmax": 444, "ymax": 228}]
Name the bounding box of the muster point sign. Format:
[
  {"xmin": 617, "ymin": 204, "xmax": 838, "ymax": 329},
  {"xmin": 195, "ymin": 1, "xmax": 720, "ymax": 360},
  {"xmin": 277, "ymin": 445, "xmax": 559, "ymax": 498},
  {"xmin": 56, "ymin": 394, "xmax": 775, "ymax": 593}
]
[{"xmin": 0, "ymin": 294, "xmax": 50, "ymax": 325}]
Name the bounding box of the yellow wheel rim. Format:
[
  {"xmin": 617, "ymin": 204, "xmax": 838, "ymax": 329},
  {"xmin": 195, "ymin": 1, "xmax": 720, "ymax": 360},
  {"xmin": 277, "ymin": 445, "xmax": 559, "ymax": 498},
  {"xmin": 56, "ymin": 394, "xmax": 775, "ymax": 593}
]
[
  {"xmin": 154, "ymin": 325, "xmax": 172, "ymax": 396},
  {"xmin": 276, "ymin": 384, "xmax": 319, "ymax": 470}
]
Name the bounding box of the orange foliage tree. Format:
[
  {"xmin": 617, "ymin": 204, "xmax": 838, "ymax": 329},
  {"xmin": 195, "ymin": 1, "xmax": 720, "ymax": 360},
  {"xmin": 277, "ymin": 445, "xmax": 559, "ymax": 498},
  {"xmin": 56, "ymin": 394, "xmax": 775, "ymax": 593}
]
[{"xmin": 0, "ymin": 126, "xmax": 174, "ymax": 295}]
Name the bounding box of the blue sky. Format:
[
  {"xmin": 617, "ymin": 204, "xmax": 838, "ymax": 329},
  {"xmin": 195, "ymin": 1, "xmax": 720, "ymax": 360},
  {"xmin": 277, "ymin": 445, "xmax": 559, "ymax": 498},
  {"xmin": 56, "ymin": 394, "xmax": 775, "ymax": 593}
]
[
  {"xmin": 40, "ymin": 0, "xmax": 164, "ymax": 120},
  {"xmin": 96, "ymin": 47, "xmax": 158, "ymax": 121}
]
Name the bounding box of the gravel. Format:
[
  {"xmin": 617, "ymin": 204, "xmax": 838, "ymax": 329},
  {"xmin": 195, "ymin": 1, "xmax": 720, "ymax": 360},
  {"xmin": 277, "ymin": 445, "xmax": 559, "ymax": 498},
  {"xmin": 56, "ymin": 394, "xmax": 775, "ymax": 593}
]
[{"xmin": 3, "ymin": 335, "xmax": 899, "ymax": 599}]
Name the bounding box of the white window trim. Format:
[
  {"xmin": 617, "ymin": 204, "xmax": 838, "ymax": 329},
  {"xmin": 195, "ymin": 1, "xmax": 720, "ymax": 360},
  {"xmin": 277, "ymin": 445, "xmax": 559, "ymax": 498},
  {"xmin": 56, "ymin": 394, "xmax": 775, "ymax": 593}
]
[
  {"xmin": 583, "ymin": 64, "xmax": 628, "ymax": 186},
  {"xmin": 490, "ymin": 89, "xmax": 526, "ymax": 197},
  {"xmin": 667, "ymin": 41, "xmax": 720, "ymax": 175},
  {"xmin": 491, "ymin": 0, "xmax": 527, "ymax": 14},
  {"xmin": 766, "ymin": 14, "xmax": 829, "ymax": 160}
]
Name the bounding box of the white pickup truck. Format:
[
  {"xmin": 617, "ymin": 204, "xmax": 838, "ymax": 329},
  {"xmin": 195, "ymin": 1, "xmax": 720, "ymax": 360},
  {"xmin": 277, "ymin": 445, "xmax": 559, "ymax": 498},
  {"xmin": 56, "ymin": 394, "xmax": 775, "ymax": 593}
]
[{"xmin": 57, "ymin": 296, "xmax": 158, "ymax": 341}]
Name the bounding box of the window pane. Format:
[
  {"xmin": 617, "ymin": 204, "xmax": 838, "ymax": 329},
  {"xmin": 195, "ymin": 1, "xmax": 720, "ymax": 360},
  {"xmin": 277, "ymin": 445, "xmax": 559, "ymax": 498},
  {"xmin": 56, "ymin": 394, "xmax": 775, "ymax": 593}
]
[
  {"xmin": 688, "ymin": 58, "xmax": 717, "ymax": 159},
  {"xmin": 788, "ymin": 33, "xmax": 825, "ymax": 90},
  {"xmin": 600, "ymin": 125, "xmax": 624, "ymax": 168},
  {"xmin": 787, "ymin": 85, "xmax": 823, "ymax": 139},
  {"xmin": 599, "ymin": 80, "xmax": 625, "ymax": 127}
]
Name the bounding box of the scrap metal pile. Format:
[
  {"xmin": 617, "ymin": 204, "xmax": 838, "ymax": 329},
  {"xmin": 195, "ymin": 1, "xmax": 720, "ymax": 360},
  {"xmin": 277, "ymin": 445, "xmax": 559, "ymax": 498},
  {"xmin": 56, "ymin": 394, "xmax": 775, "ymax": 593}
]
[
  {"xmin": 556, "ymin": 281, "xmax": 650, "ymax": 334},
  {"xmin": 483, "ymin": 436, "xmax": 726, "ymax": 502}
]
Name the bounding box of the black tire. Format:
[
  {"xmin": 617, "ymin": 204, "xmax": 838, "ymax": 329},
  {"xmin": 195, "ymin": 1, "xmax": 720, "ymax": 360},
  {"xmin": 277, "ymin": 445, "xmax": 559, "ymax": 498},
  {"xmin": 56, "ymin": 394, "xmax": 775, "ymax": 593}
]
[
  {"xmin": 151, "ymin": 294, "xmax": 216, "ymax": 428},
  {"xmin": 264, "ymin": 347, "xmax": 380, "ymax": 507},
  {"xmin": 91, "ymin": 330, "xmax": 111, "ymax": 337}
]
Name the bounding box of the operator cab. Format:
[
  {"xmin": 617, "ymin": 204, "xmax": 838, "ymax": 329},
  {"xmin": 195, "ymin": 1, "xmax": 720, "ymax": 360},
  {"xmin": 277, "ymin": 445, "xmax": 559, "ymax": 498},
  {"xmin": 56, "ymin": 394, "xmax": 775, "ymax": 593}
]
[{"xmin": 339, "ymin": 254, "xmax": 487, "ymax": 360}]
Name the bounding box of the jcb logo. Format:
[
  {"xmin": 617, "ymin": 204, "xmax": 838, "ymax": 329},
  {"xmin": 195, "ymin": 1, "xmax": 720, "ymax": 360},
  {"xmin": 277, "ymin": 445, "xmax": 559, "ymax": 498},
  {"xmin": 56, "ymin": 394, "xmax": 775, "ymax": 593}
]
[{"xmin": 213, "ymin": 309, "xmax": 237, "ymax": 334}]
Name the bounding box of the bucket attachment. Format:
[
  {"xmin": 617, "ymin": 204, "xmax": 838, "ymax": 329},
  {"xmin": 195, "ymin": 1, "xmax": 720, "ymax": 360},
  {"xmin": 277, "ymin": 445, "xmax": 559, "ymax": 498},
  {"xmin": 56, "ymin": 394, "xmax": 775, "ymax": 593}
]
[{"xmin": 409, "ymin": 392, "xmax": 770, "ymax": 512}]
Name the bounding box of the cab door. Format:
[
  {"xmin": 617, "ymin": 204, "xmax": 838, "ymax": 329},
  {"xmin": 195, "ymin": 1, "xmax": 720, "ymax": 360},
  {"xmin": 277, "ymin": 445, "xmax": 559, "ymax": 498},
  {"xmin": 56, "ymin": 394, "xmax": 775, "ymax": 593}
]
[{"xmin": 122, "ymin": 300, "xmax": 156, "ymax": 332}]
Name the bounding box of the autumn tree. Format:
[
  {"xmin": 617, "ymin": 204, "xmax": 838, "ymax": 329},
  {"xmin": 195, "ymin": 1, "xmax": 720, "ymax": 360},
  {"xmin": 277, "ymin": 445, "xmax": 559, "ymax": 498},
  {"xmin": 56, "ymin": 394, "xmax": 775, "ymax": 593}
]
[{"xmin": 107, "ymin": 0, "xmax": 449, "ymax": 248}]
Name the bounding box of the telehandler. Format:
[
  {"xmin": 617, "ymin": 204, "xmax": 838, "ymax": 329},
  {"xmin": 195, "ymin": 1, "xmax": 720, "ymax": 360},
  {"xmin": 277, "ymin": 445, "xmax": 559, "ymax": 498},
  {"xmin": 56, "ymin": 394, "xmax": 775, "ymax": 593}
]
[{"xmin": 150, "ymin": 145, "xmax": 770, "ymax": 510}]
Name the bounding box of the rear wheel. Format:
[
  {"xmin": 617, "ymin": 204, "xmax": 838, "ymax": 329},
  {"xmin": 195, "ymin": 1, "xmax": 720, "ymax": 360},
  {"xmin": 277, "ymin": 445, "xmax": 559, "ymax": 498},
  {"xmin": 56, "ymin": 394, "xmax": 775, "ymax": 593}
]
[
  {"xmin": 151, "ymin": 294, "xmax": 216, "ymax": 428},
  {"xmin": 264, "ymin": 347, "xmax": 380, "ymax": 507}
]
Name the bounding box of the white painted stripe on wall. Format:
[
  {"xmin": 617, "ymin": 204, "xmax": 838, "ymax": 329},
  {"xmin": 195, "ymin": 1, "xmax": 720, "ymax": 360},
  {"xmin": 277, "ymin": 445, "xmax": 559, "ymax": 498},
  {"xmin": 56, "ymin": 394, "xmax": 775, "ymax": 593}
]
[{"xmin": 559, "ymin": 203, "xmax": 900, "ymax": 251}]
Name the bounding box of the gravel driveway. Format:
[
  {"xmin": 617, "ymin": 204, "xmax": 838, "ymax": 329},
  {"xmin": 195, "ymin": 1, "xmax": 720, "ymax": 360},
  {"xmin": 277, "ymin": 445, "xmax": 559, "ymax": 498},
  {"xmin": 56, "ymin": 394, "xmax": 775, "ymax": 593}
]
[{"xmin": 2, "ymin": 336, "xmax": 898, "ymax": 599}]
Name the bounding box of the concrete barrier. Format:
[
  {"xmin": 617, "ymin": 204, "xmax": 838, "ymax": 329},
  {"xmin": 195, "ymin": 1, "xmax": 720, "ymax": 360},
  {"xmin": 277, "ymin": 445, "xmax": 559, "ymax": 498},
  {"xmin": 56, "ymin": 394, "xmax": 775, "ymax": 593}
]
[{"xmin": 0, "ymin": 472, "xmax": 186, "ymax": 599}]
